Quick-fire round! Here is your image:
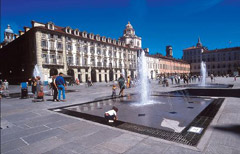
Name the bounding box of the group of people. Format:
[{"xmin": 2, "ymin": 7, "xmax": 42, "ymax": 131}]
[
  {"xmin": 50, "ymin": 72, "xmax": 67, "ymax": 102},
  {"xmin": 29, "ymin": 73, "xmax": 66, "ymax": 102},
  {"xmin": 158, "ymin": 74, "xmax": 215, "ymax": 86}
]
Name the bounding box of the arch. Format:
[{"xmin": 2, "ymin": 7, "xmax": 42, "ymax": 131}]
[
  {"xmin": 131, "ymin": 70, "xmax": 134, "ymax": 79},
  {"xmin": 50, "ymin": 68, "xmax": 58, "ymax": 77},
  {"xmin": 109, "ymin": 69, "xmax": 113, "ymax": 81},
  {"xmin": 67, "ymin": 69, "xmax": 74, "ymax": 79},
  {"xmin": 91, "ymin": 69, "xmax": 97, "ymax": 82}
]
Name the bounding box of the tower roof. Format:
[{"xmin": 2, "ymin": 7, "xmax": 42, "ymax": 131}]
[
  {"xmin": 196, "ymin": 37, "xmax": 202, "ymax": 47},
  {"xmin": 126, "ymin": 21, "xmax": 133, "ymax": 29},
  {"xmin": 5, "ymin": 24, "xmax": 14, "ymax": 33}
]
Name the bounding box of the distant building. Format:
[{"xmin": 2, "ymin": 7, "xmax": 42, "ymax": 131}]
[
  {"xmin": 0, "ymin": 25, "xmax": 18, "ymax": 47},
  {"xmin": 145, "ymin": 47, "xmax": 190, "ymax": 79},
  {"xmin": 183, "ymin": 38, "xmax": 240, "ymax": 76}
]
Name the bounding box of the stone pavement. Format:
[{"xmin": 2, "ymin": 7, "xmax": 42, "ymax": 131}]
[{"xmin": 1, "ymin": 77, "xmax": 240, "ymax": 154}]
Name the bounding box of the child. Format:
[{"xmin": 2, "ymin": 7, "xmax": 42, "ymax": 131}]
[
  {"xmin": 112, "ymin": 84, "xmax": 117, "ymax": 97},
  {"xmin": 104, "ymin": 106, "xmax": 118, "ymax": 123},
  {"xmin": 37, "ymin": 86, "xmax": 44, "ymax": 101}
]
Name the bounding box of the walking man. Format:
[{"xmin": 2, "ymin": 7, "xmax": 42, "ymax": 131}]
[
  {"xmin": 55, "ymin": 73, "xmax": 66, "ymax": 101},
  {"xmin": 118, "ymin": 74, "xmax": 125, "ymax": 97},
  {"xmin": 52, "ymin": 75, "xmax": 59, "ymax": 101}
]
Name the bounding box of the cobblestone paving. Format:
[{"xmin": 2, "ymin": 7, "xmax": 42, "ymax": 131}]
[{"xmin": 1, "ymin": 77, "xmax": 240, "ymax": 154}]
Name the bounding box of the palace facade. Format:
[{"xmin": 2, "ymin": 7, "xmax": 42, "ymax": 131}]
[
  {"xmin": 0, "ymin": 21, "xmax": 190, "ymax": 84},
  {"xmin": 0, "ymin": 21, "xmax": 140, "ymax": 83},
  {"xmin": 183, "ymin": 38, "xmax": 240, "ymax": 76}
]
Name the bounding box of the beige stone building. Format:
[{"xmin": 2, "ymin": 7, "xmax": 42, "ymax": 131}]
[
  {"xmin": 183, "ymin": 38, "xmax": 240, "ymax": 76},
  {"xmin": 145, "ymin": 46, "xmax": 190, "ymax": 79}
]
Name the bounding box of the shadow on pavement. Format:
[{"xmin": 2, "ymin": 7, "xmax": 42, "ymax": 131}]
[{"xmin": 213, "ymin": 124, "xmax": 240, "ymax": 136}]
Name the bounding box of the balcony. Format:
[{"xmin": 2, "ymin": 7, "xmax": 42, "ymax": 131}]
[{"xmin": 42, "ymin": 46, "xmax": 48, "ymax": 51}]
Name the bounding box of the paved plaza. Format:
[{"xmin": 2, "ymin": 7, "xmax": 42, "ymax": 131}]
[{"xmin": 1, "ymin": 77, "xmax": 240, "ymax": 154}]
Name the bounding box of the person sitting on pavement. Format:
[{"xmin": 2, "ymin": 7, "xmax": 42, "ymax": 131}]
[{"xmin": 104, "ymin": 106, "xmax": 118, "ymax": 123}]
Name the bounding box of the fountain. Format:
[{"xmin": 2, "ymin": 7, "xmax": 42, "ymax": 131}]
[
  {"xmin": 33, "ymin": 64, "xmax": 43, "ymax": 81},
  {"xmin": 200, "ymin": 61, "xmax": 207, "ymax": 86},
  {"xmin": 138, "ymin": 51, "xmax": 150, "ymax": 104},
  {"xmin": 121, "ymin": 68, "xmax": 125, "ymax": 78}
]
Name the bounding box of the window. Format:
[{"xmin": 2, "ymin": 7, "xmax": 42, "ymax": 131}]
[
  {"xmin": 91, "ymin": 58, "xmax": 95, "ymax": 66},
  {"xmin": 67, "ymin": 44, "xmax": 72, "ymax": 51},
  {"xmin": 66, "ymin": 37, "xmax": 71, "ymax": 41},
  {"xmin": 50, "ymin": 34, "xmax": 54, "ymax": 39},
  {"xmin": 49, "ymin": 24, "xmax": 53, "ymax": 30},
  {"xmin": 97, "ymin": 49, "xmax": 101, "ymax": 55},
  {"xmin": 41, "ymin": 54, "xmax": 47, "ymax": 58},
  {"xmin": 83, "ymin": 58, "xmax": 87, "ymax": 65},
  {"xmin": 76, "ymin": 57, "xmax": 80, "ymax": 65},
  {"xmin": 90, "ymin": 47, "xmax": 94, "ymax": 54},
  {"xmin": 84, "ymin": 46, "xmax": 88, "ymax": 53},
  {"xmin": 103, "ymin": 60, "xmax": 107, "ymax": 67},
  {"xmin": 41, "ymin": 40, "xmax": 47, "ymax": 48},
  {"xmin": 77, "ymin": 46, "xmax": 80, "ymax": 52},
  {"xmin": 50, "ymin": 41, "xmax": 54, "ymax": 50},
  {"xmin": 50, "ymin": 54, "xmax": 56, "ymax": 64},
  {"xmin": 109, "ymin": 50, "xmax": 112, "ymax": 56},
  {"xmin": 57, "ymin": 42, "xmax": 62, "ymax": 50},
  {"xmin": 67, "ymin": 56, "xmax": 73, "ymax": 65},
  {"xmin": 103, "ymin": 49, "xmax": 106, "ymax": 56}
]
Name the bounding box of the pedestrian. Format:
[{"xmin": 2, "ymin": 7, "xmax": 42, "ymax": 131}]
[
  {"xmin": 55, "ymin": 72, "xmax": 66, "ymax": 101},
  {"xmin": 29, "ymin": 77, "xmax": 37, "ymax": 94},
  {"xmin": 51, "ymin": 75, "xmax": 59, "ymax": 101},
  {"xmin": 76, "ymin": 78, "xmax": 80, "ymax": 85},
  {"xmin": 37, "ymin": 86, "xmax": 44, "ymax": 101},
  {"xmin": 36, "ymin": 76, "xmax": 42, "ymax": 98},
  {"xmin": 118, "ymin": 74, "xmax": 125, "ymax": 97},
  {"xmin": 104, "ymin": 106, "xmax": 118, "ymax": 123},
  {"xmin": 3, "ymin": 79, "xmax": 9, "ymax": 90},
  {"xmin": 170, "ymin": 76, "xmax": 174, "ymax": 84},
  {"xmin": 112, "ymin": 83, "xmax": 117, "ymax": 97},
  {"xmin": 127, "ymin": 76, "xmax": 131, "ymax": 88},
  {"xmin": 178, "ymin": 75, "xmax": 181, "ymax": 84},
  {"xmin": 210, "ymin": 74, "xmax": 214, "ymax": 82},
  {"xmin": 87, "ymin": 77, "xmax": 93, "ymax": 87},
  {"xmin": 234, "ymin": 75, "xmax": 237, "ymax": 81}
]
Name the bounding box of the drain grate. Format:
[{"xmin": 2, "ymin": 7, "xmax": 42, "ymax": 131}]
[{"xmin": 50, "ymin": 98, "xmax": 224, "ymax": 146}]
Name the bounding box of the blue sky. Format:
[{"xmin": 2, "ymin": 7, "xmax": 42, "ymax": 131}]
[{"xmin": 1, "ymin": 0, "xmax": 240, "ymax": 58}]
